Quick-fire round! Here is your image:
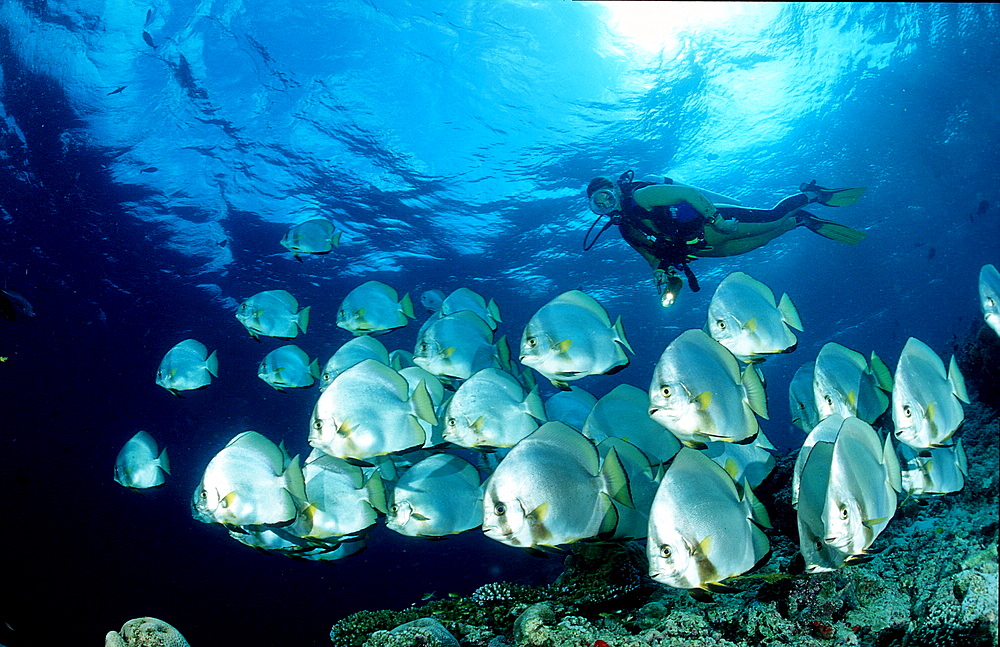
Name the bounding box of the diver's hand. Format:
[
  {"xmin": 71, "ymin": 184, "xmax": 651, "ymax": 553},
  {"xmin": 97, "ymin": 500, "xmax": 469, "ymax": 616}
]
[{"xmin": 710, "ymin": 216, "xmax": 738, "ymax": 233}]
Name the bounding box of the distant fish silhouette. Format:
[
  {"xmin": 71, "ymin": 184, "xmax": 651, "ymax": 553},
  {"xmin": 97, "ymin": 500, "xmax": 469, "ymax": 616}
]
[
  {"xmin": 145, "ymin": 8, "xmax": 153, "ymax": 26},
  {"xmin": 971, "ymin": 199, "xmax": 989, "ymax": 222},
  {"xmin": 140, "ymin": 166, "xmax": 158, "ymax": 173},
  {"xmin": 107, "ymin": 86, "xmax": 126, "ymax": 95},
  {"xmin": 142, "ymin": 31, "xmax": 156, "ymax": 49},
  {"xmin": 927, "ymin": 247, "xmax": 936, "ymax": 260},
  {"xmin": 0, "ymin": 289, "xmax": 35, "ymax": 322}
]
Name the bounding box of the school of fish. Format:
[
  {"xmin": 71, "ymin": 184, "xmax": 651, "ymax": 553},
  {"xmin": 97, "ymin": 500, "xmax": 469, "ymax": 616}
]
[{"xmin": 117, "ymin": 235, "xmax": 996, "ymax": 595}]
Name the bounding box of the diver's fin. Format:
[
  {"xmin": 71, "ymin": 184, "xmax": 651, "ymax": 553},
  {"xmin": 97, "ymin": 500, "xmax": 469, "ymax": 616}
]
[
  {"xmin": 798, "ymin": 211, "xmax": 867, "ymax": 245},
  {"xmin": 800, "ymin": 180, "xmax": 868, "ymax": 207}
]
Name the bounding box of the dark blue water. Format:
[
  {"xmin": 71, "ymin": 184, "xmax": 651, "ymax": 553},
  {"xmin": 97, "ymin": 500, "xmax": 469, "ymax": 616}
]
[{"xmin": 1, "ymin": 2, "xmax": 998, "ymax": 646}]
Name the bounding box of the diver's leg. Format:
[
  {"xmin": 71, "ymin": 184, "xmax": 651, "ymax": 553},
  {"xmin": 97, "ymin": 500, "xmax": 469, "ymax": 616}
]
[{"xmin": 716, "ymin": 194, "xmax": 810, "ymax": 223}]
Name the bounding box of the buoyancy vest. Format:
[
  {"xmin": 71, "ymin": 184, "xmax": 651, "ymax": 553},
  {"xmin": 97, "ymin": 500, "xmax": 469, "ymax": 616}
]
[{"xmin": 615, "ymin": 177, "xmax": 708, "ymax": 268}]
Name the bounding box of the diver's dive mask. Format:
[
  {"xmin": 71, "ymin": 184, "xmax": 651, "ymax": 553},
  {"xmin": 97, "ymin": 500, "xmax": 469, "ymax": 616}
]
[
  {"xmin": 589, "ymin": 186, "xmax": 621, "ymax": 215},
  {"xmin": 654, "ymin": 270, "xmax": 684, "ymax": 307}
]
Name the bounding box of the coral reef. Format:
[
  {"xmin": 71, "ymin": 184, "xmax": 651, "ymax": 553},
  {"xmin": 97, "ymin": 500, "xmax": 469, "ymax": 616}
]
[{"xmin": 105, "ymin": 617, "xmax": 190, "ymax": 647}]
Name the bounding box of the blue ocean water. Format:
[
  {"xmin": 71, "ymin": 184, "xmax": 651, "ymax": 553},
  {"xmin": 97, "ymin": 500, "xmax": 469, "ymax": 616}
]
[{"xmin": 0, "ymin": 2, "xmax": 997, "ymax": 646}]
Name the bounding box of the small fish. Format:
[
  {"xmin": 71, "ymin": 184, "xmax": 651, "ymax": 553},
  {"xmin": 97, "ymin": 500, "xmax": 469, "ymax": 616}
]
[
  {"xmin": 788, "ymin": 361, "xmax": 821, "ymax": 434},
  {"xmin": 155, "ymin": 338, "xmax": 218, "ymax": 395},
  {"xmin": 891, "ymin": 337, "xmax": 969, "ymax": 449},
  {"xmin": 413, "ymin": 310, "xmax": 508, "ymax": 381},
  {"xmin": 519, "ymin": 290, "xmax": 632, "ymax": 388},
  {"xmin": 481, "ymin": 422, "xmax": 632, "ymax": 548},
  {"xmin": 236, "ymin": 289, "xmax": 310, "ymax": 340},
  {"xmin": 142, "ymin": 31, "xmax": 156, "ymax": 49},
  {"xmin": 442, "ymin": 368, "xmax": 546, "ymax": 450},
  {"xmin": 140, "ymin": 166, "xmax": 158, "ymax": 173},
  {"xmin": 979, "ymin": 264, "xmax": 1000, "ymax": 337},
  {"xmin": 582, "ymin": 384, "xmax": 680, "ymax": 466},
  {"xmin": 0, "ymin": 288, "xmax": 34, "ymax": 322},
  {"xmin": 337, "ymin": 281, "xmax": 414, "ymax": 336},
  {"xmin": 319, "ymin": 336, "xmax": 390, "ymax": 391},
  {"xmin": 107, "ymin": 86, "xmax": 127, "ymax": 95},
  {"xmin": 386, "ymin": 453, "xmax": 484, "ymax": 538},
  {"xmin": 646, "ymin": 447, "xmax": 770, "ymax": 593},
  {"xmin": 286, "ymin": 450, "xmax": 387, "ymax": 540},
  {"xmin": 193, "ymin": 431, "xmax": 306, "ymax": 528},
  {"xmin": 705, "ymin": 271, "xmax": 802, "ymax": 362},
  {"xmin": 794, "ymin": 416, "xmax": 901, "ymax": 572},
  {"xmin": 543, "ymin": 387, "xmax": 598, "ymax": 431},
  {"xmin": 258, "ymin": 344, "xmax": 321, "ymax": 391},
  {"xmin": 280, "ymin": 218, "xmax": 341, "ymax": 260},
  {"xmin": 439, "ymin": 287, "xmax": 502, "ymax": 330},
  {"xmin": 309, "ymin": 359, "xmax": 437, "ymax": 461},
  {"xmin": 648, "ymin": 329, "xmax": 768, "ymax": 448},
  {"xmin": 899, "ymin": 440, "xmax": 968, "ymax": 497},
  {"xmin": 114, "ymin": 430, "xmax": 170, "ymax": 489},
  {"xmin": 420, "ymin": 289, "xmax": 446, "ymax": 312},
  {"xmin": 813, "ymin": 342, "xmax": 892, "ymax": 424}
]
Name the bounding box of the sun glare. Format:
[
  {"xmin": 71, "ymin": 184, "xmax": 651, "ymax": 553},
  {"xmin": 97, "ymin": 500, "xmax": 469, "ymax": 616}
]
[{"xmin": 597, "ymin": 2, "xmax": 771, "ymax": 55}]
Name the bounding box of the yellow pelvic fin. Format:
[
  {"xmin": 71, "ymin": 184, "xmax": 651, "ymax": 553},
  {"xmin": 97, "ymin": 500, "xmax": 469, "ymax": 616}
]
[{"xmin": 695, "ymin": 391, "xmax": 713, "ymax": 411}]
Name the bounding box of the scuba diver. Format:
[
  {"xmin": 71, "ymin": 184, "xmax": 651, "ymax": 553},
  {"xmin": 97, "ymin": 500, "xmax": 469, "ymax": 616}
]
[{"xmin": 584, "ymin": 171, "xmax": 867, "ymax": 306}]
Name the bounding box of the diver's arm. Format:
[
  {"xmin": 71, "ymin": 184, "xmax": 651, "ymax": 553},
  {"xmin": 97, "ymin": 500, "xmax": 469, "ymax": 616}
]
[{"xmin": 632, "ymin": 185, "xmax": 718, "ymax": 218}]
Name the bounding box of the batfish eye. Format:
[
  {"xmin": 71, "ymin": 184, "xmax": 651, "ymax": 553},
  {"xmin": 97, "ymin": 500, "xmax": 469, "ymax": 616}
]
[
  {"xmin": 903, "ymin": 405, "xmax": 912, "ymax": 418},
  {"xmin": 199, "ymin": 489, "xmax": 207, "ymax": 500},
  {"xmin": 494, "ymin": 503, "xmax": 506, "ymax": 516},
  {"xmin": 825, "ymin": 395, "xmax": 834, "ymax": 406},
  {"xmin": 815, "ymin": 539, "xmax": 824, "ymax": 551},
  {"xmin": 313, "ymin": 419, "xmax": 323, "ymax": 430},
  {"xmin": 447, "ymin": 417, "xmax": 456, "ymax": 427},
  {"xmin": 659, "ymin": 545, "xmax": 672, "ymax": 558},
  {"xmin": 716, "ymin": 319, "xmax": 726, "ymax": 330},
  {"xmin": 839, "ymin": 507, "xmax": 849, "ymax": 520},
  {"xmin": 661, "ymin": 386, "xmax": 671, "ymax": 397},
  {"xmin": 526, "ymin": 337, "xmax": 537, "ymax": 348},
  {"xmin": 389, "ymin": 504, "xmax": 398, "ymax": 513},
  {"xmin": 988, "ymin": 297, "xmax": 995, "ymax": 307}
]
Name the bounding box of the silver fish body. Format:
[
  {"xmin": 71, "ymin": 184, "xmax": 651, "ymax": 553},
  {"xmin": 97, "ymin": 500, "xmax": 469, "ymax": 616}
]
[
  {"xmin": 439, "ymin": 287, "xmax": 502, "ymax": 330},
  {"xmin": 813, "ymin": 342, "xmax": 892, "ymax": 424},
  {"xmin": 892, "ymin": 337, "xmax": 969, "ymax": 449},
  {"xmin": 543, "ymin": 387, "xmax": 598, "ymax": 431},
  {"xmin": 649, "ymin": 329, "xmax": 768, "ymax": 447},
  {"xmin": 289, "ymin": 450, "xmax": 386, "ymax": 540},
  {"xmin": 646, "ymin": 447, "xmax": 770, "ymax": 591},
  {"xmin": 701, "ymin": 428, "xmax": 776, "ymax": 490},
  {"xmin": 193, "ymin": 431, "xmax": 306, "ymax": 528},
  {"xmin": 114, "ymin": 430, "xmax": 170, "ymax": 489},
  {"xmin": 280, "ymin": 218, "xmax": 340, "ymax": 258},
  {"xmin": 442, "ymin": 368, "xmax": 545, "ymax": 449},
  {"xmin": 705, "ymin": 271, "xmax": 802, "ymax": 362},
  {"xmin": 386, "ymin": 453, "xmax": 484, "ymax": 538},
  {"xmin": 481, "ymin": 422, "xmax": 631, "ymax": 548},
  {"xmin": 236, "ymin": 290, "xmax": 310, "ymax": 340},
  {"xmin": 899, "ymin": 440, "xmax": 968, "ymax": 497},
  {"xmin": 337, "ymin": 280, "xmax": 414, "ymax": 336},
  {"xmin": 258, "ymin": 344, "xmax": 320, "ymax": 390},
  {"xmin": 789, "ymin": 361, "xmax": 821, "ymax": 433},
  {"xmin": 309, "ymin": 359, "xmax": 436, "ymax": 460},
  {"xmin": 583, "ymin": 383, "xmax": 681, "ymax": 466},
  {"xmin": 413, "ymin": 310, "xmax": 504, "ymax": 380},
  {"xmin": 155, "ymin": 338, "xmax": 218, "ymax": 394},
  {"xmin": 519, "ymin": 290, "xmax": 632, "ymax": 387},
  {"xmin": 980, "ymin": 263, "xmax": 1000, "ymax": 336},
  {"xmin": 794, "ymin": 416, "xmax": 901, "ymax": 571},
  {"xmin": 319, "ymin": 336, "xmax": 390, "ymax": 391}
]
